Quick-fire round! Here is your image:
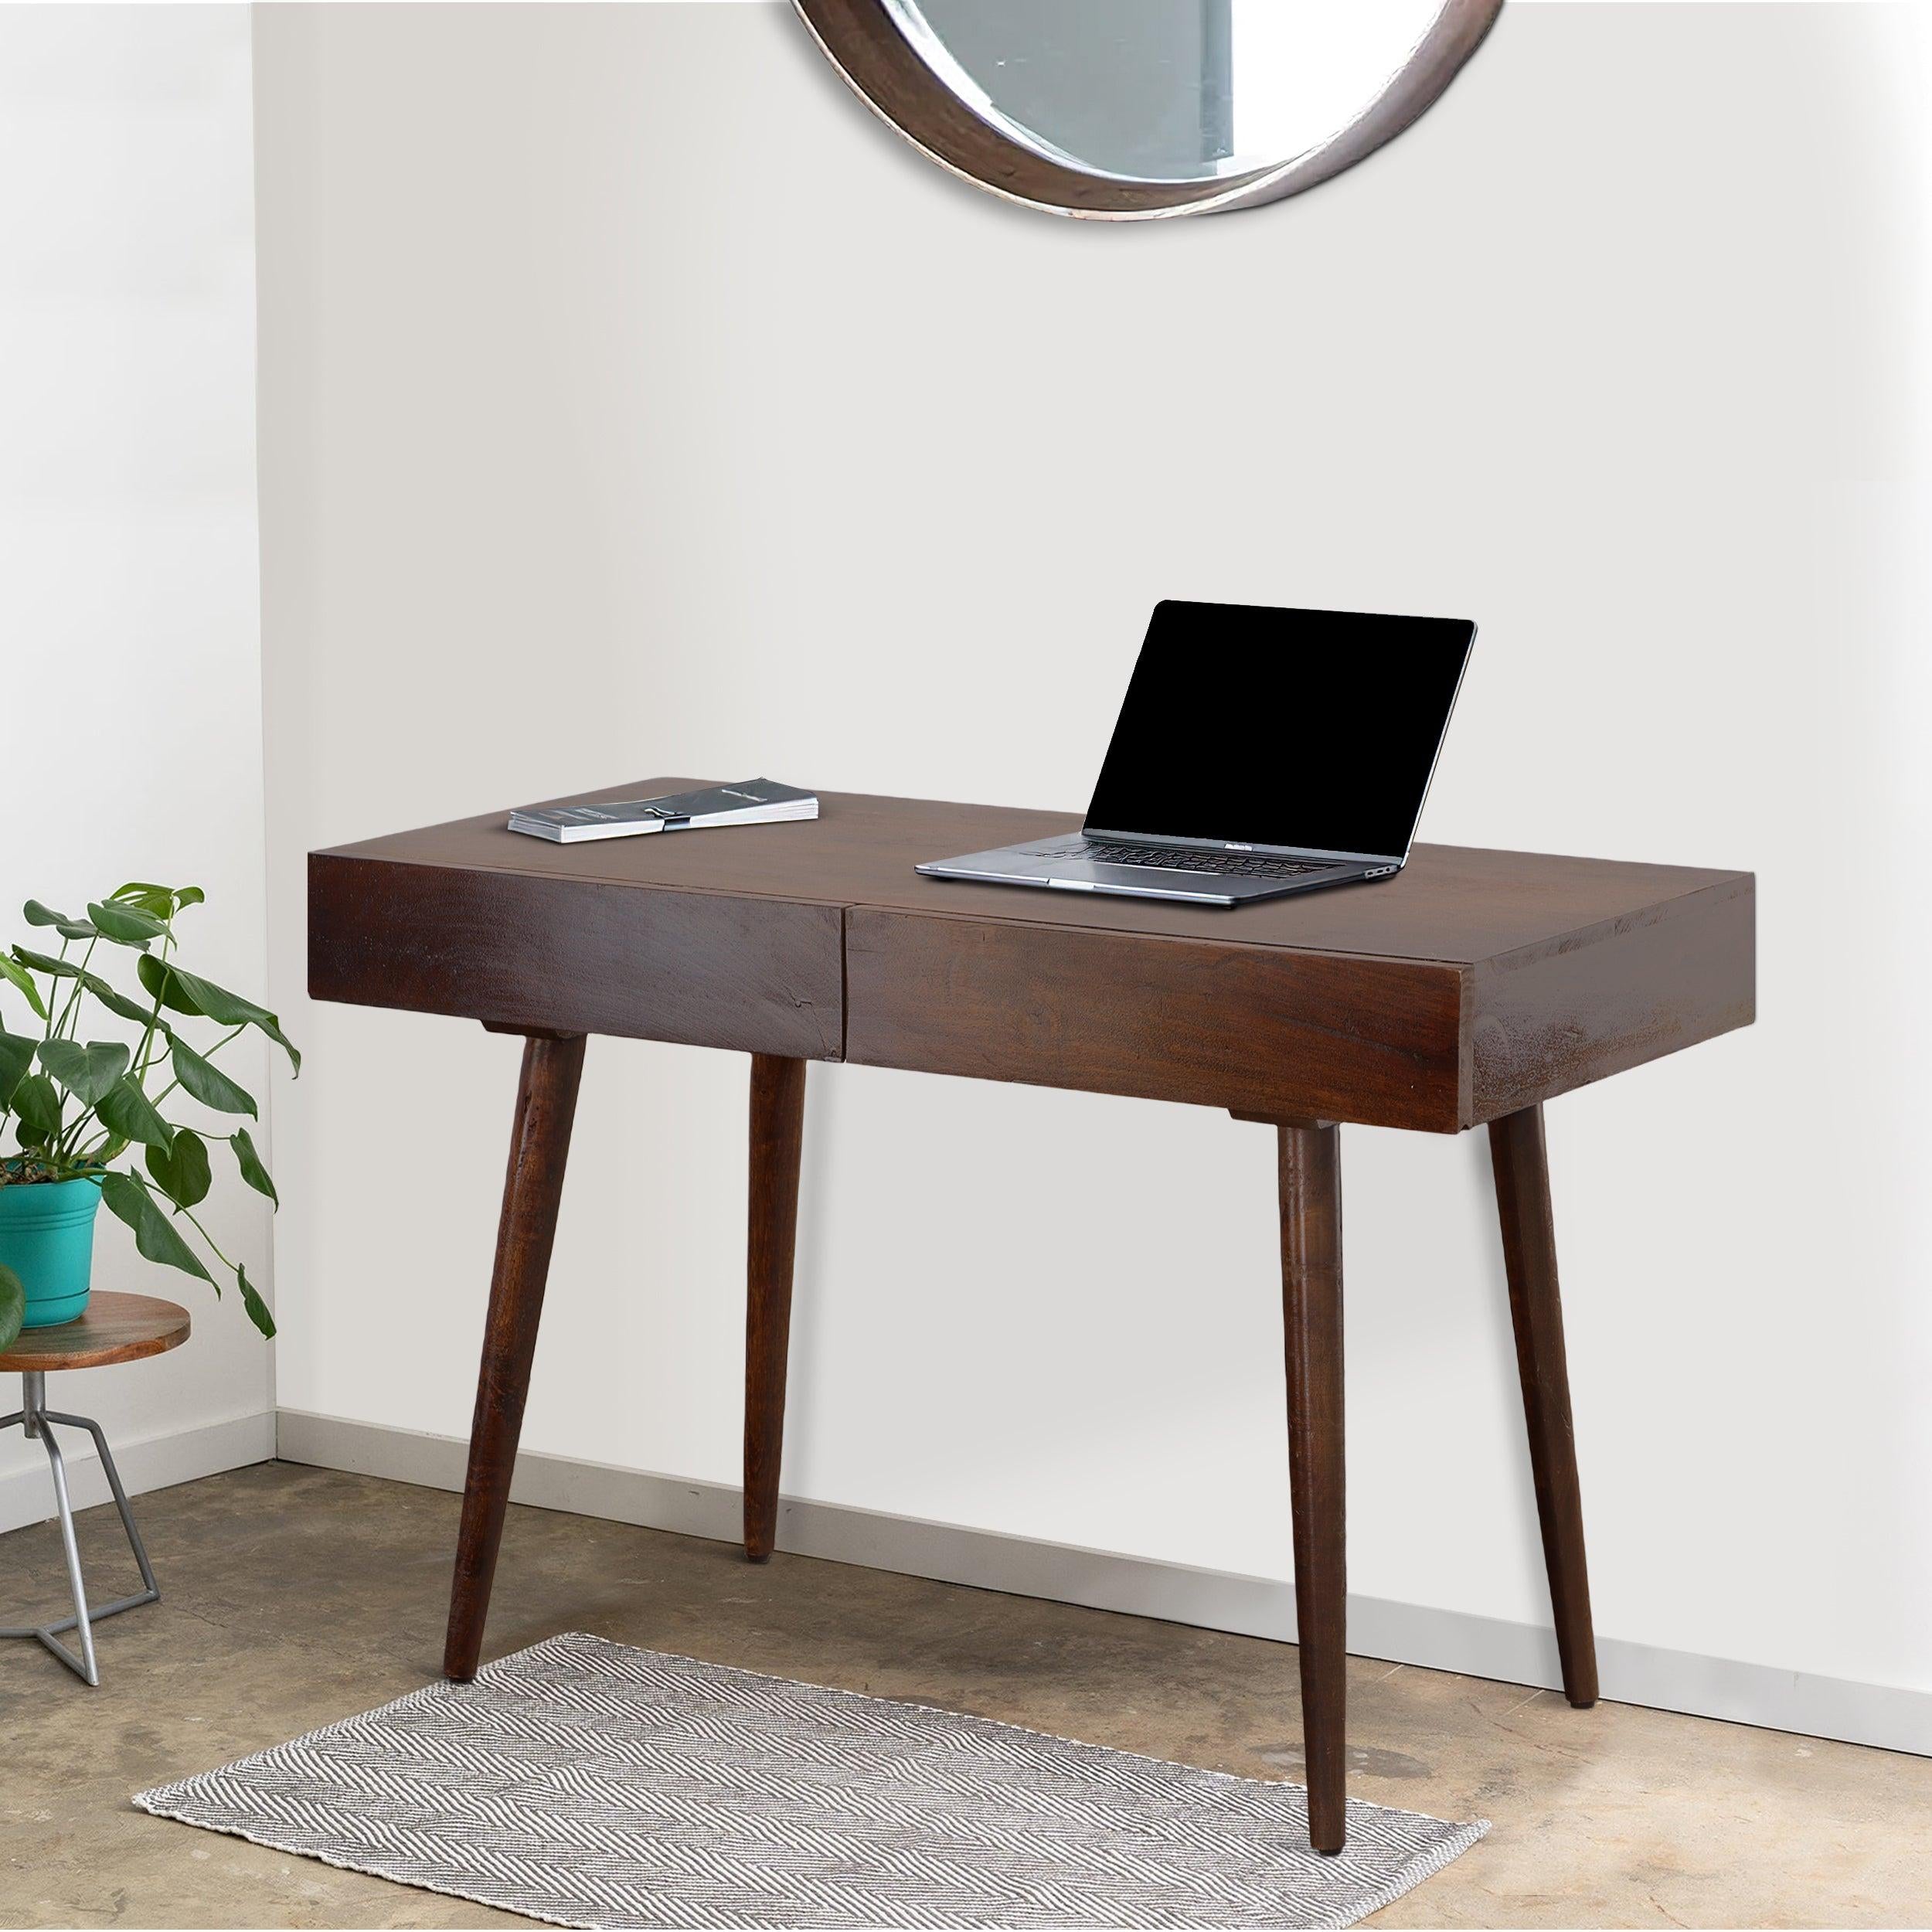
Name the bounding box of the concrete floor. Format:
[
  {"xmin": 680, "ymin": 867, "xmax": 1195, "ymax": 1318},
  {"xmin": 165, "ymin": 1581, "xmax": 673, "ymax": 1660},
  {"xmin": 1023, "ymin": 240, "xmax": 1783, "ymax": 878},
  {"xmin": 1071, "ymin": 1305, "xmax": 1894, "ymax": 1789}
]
[{"xmin": 0, "ymin": 1464, "xmax": 1927, "ymax": 1930}]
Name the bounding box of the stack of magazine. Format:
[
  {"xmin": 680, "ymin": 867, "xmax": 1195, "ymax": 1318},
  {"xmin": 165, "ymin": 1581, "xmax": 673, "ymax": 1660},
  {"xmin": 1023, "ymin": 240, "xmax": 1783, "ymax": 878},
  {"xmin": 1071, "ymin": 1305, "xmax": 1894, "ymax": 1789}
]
[{"xmin": 508, "ymin": 779, "xmax": 818, "ymax": 845}]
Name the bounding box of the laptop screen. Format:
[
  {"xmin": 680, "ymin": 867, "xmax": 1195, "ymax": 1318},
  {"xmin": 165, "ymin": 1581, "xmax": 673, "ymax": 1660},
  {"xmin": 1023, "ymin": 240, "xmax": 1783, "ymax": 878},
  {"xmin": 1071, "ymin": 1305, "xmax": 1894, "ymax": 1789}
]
[{"xmin": 1083, "ymin": 602, "xmax": 1475, "ymax": 861}]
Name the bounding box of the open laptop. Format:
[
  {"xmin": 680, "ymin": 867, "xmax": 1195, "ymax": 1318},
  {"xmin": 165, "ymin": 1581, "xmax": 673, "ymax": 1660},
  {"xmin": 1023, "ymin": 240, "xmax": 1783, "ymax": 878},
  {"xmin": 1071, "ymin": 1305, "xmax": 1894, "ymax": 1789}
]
[{"xmin": 917, "ymin": 600, "xmax": 1475, "ymax": 906}]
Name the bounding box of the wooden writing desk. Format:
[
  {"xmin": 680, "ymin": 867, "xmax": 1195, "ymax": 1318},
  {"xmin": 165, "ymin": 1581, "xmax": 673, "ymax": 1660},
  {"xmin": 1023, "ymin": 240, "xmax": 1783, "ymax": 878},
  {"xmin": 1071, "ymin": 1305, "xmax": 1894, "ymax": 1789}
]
[{"xmin": 310, "ymin": 782, "xmax": 1754, "ymax": 1852}]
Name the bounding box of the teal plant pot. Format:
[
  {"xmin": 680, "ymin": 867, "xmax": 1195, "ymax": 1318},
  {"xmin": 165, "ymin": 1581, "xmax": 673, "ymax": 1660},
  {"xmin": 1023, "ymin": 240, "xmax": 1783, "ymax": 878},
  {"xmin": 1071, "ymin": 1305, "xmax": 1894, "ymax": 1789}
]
[{"xmin": 0, "ymin": 1173, "xmax": 104, "ymax": 1328}]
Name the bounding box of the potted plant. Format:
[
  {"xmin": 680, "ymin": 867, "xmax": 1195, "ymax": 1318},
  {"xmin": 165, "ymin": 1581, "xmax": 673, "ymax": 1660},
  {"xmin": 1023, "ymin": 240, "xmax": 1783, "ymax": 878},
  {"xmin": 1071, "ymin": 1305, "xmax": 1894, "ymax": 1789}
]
[{"xmin": 0, "ymin": 883, "xmax": 295, "ymax": 1350}]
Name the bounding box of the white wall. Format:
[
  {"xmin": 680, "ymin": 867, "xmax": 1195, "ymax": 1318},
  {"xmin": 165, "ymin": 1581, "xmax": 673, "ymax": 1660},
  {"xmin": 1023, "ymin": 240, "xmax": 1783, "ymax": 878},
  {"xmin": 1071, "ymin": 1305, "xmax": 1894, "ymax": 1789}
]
[
  {"xmin": 255, "ymin": 2, "xmax": 1932, "ymax": 1730},
  {"xmin": 0, "ymin": 7, "xmax": 275, "ymax": 1528}
]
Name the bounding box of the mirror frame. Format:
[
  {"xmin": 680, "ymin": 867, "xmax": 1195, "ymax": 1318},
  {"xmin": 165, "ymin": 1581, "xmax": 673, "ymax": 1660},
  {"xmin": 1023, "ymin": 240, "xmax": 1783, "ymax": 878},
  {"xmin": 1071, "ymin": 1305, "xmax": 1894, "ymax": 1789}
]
[{"xmin": 794, "ymin": 0, "xmax": 1503, "ymax": 220}]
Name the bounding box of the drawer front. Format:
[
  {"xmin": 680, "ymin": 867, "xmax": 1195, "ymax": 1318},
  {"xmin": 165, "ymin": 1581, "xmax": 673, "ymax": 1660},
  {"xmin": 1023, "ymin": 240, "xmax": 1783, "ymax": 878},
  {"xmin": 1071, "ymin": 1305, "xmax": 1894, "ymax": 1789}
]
[
  {"xmin": 309, "ymin": 855, "xmax": 845, "ymax": 1060},
  {"xmin": 845, "ymin": 908, "xmax": 1466, "ymax": 1131}
]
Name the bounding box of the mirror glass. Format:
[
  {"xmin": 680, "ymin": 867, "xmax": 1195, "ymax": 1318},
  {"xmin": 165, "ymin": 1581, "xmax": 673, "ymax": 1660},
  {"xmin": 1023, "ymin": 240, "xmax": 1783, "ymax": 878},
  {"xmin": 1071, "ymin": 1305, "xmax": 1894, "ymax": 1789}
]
[{"xmin": 881, "ymin": 0, "xmax": 1454, "ymax": 184}]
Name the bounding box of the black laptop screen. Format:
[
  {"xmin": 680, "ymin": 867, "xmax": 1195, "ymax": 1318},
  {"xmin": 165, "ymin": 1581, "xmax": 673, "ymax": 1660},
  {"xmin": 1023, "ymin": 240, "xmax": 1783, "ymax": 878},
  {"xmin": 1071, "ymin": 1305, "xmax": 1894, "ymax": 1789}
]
[{"xmin": 1082, "ymin": 602, "xmax": 1475, "ymax": 860}]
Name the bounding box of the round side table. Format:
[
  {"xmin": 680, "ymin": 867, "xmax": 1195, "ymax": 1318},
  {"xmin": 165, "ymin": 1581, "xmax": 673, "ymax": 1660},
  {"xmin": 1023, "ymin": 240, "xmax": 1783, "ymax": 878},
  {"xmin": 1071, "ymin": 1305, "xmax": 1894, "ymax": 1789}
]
[{"xmin": 1, "ymin": 1291, "xmax": 189, "ymax": 1685}]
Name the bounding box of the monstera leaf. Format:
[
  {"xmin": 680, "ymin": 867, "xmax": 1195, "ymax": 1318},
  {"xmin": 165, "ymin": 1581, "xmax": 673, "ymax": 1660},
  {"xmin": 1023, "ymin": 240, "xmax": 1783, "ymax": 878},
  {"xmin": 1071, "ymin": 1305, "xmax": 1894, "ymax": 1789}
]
[
  {"xmin": 3, "ymin": 886, "xmax": 293, "ymax": 1337},
  {"xmin": 0, "ymin": 1264, "xmax": 22, "ymax": 1353}
]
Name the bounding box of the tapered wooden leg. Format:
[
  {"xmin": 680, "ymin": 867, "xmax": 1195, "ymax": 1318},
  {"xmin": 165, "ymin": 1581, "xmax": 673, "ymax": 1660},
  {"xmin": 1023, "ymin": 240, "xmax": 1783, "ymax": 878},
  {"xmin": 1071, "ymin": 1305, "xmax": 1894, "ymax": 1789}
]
[
  {"xmin": 1488, "ymin": 1102, "xmax": 1598, "ymax": 1709},
  {"xmin": 744, "ymin": 1054, "xmax": 807, "ymax": 1563},
  {"xmin": 1278, "ymin": 1122, "xmax": 1348, "ymax": 1854},
  {"xmin": 444, "ymin": 1031, "xmax": 587, "ymax": 1682}
]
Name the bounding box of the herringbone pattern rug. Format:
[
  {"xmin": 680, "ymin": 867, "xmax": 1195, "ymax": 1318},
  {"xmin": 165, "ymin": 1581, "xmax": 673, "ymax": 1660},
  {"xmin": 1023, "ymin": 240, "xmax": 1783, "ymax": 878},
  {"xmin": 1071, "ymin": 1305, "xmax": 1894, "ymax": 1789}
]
[{"xmin": 135, "ymin": 1633, "xmax": 1485, "ymax": 1929}]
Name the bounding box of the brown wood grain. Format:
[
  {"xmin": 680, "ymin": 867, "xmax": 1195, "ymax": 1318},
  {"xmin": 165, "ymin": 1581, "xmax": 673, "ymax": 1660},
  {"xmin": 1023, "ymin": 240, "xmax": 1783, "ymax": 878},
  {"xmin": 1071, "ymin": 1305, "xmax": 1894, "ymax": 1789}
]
[
  {"xmin": 1277, "ymin": 1123, "xmax": 1348, "ymax": 1853},
  {"xmin": 845, "ymin": 907, "xmax": 1468, "ymax": 1131},
  {"xmin": 316, "ymin": 780, "xmax": 1749, "ymax": 968},
  {"xmin": 743, "ymin": 1055, "xmax": 807, "ymax": 1564},
  {"xmin": 0, "ymin": 1290, "xmax": 189, "ymax": 1372},
  {"xmin": 309, "ymin": 852, "xmax": 842, "ymax": 1061},
  {"xmin": 311, "ymin": 784, "xmax": 1754, "ymax": 1128},
  {"xmin": 1488, "ymin": 1104, "xmax": 1598, "ymax": 1709},
  {"xmin": 1468, "ymin": 875, "xmax": 1755, "ymax": 1122},
  {"xmin": 445, "ymin": 1032, "xmax": 586, "ymax": 1683}
]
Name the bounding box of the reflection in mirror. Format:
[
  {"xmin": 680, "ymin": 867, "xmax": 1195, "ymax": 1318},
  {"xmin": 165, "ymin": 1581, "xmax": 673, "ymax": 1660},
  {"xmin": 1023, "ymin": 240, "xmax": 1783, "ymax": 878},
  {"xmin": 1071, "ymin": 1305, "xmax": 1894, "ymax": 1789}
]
[{"xmin": 883, "ymin": 0, "xmax": 1455, "ymax": 184}]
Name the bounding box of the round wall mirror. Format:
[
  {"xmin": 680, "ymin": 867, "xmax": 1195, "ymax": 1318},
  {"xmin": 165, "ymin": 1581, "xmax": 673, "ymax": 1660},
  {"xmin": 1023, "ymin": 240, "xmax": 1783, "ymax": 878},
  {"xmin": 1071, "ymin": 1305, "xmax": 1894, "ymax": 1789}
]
[{"xmin": 794, "ymin": 0, "xmax": 1502, "ymax": 219}]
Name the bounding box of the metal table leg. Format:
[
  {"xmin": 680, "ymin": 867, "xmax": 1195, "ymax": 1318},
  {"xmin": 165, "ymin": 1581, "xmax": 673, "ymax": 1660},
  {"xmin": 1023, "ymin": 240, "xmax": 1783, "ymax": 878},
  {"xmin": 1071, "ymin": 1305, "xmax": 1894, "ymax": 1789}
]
[{"xmin": 1, "ymin": 1370, "xmax": 162, "ymax": 1686}]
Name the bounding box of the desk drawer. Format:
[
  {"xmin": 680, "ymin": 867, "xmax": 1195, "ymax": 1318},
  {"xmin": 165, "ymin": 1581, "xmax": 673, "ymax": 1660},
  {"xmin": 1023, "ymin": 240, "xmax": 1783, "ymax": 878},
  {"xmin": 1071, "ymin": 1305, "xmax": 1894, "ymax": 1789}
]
[
  {"xmin": 310, "ymin": 854, "xmax": 845, "ymax": 1060},
  {"xmin": 844, "ymin": 907, "xmax": 1467, "ymax": 1131}
]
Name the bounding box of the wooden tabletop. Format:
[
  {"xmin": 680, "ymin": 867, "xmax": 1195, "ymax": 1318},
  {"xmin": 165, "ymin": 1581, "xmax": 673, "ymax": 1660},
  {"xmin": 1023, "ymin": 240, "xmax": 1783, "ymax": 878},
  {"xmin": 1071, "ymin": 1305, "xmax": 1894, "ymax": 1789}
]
[
  {"xmin": 0, "ymin": 1291, "xmax": 190, "ymax": 1373},
  {"xmin": 311, "ymin": 781, "xmax": 1755, "ymax": 1133},
  {"xmin": 316, "ymin": 779, "xmax": 1747, "ymax": 964}
]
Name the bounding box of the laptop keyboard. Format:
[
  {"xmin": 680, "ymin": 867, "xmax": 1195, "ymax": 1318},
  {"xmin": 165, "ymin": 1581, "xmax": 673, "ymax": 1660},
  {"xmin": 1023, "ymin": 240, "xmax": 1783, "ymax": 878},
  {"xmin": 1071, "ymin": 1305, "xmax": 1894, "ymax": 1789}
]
[{"xmin": 1038, "ymin": 841, "xmax": 1333, "ymax": 881}]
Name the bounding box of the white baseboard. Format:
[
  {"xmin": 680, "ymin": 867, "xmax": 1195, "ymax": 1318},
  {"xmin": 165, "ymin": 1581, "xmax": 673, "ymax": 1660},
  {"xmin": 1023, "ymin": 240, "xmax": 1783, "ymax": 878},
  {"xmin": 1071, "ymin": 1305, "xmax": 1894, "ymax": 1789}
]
[
  {"xmin": 0, "ymin": 1408, "xmax": 277, "ymax": 1536},
  {"xmin": 274, "ymin": 1407, "xmax": 1932, "ymax": 1761}
]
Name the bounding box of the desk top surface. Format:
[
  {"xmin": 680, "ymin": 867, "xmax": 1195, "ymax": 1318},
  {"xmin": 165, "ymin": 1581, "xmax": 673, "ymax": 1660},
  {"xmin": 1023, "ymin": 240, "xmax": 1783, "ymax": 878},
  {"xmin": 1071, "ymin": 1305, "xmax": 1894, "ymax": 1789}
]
[
  {"xmin": 321, "ymin": 779, "xmax": 1750, "ymax": 968},
  {"xmin": 0, "ymin": 1291, "xmax": 190, "ymax": 1373}
]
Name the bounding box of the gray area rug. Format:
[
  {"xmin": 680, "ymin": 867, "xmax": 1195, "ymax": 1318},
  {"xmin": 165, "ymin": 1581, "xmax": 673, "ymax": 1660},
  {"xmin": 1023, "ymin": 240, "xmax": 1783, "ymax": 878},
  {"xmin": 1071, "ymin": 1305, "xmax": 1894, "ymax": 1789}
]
[{"xmin": 135, "ymin": 1633, "xmax": 1486, "ymax": 1929}]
